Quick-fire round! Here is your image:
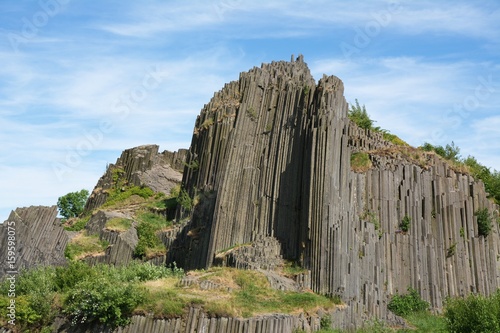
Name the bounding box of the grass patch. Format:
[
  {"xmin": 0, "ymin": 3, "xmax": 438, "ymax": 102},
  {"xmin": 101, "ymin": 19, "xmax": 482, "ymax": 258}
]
[
  {"xmin": 282, "ymin": 261, "xmax": 308, "ymax": 277},
  {"xmin": 64, "ymin": 232, "xmax": 109, "ymax": 260},
  {"xmin": 134, "ymin": 211, "xmax": 172, "ymax": 259},
  {"xmin": 105, "ymin": 217, "xmax": 132, "ymax": 232},
  {"xmin": 351, "ymin": 152, "xmax": 372, "ymax": 173},
  {"xmin": 103, "ymin": 185, "xmax": 154, "ymax": 209},
  {"xmin": 0, "ymin": 264, "xmax": 338, "ymax": 331},
  {"xmin": 400, "ymin": 311, "xmax": 447, "ymax": 332},
  {"xmin": 63, "ymin": 214, "xmax": 91, "ymax": 231},
  {"xmin": 383, "ymin": 132, "xmax": 409, "ymax": 146}
]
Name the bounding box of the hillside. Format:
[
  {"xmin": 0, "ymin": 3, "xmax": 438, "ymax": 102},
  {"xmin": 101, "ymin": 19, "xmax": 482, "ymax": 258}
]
[{"xmin": 1, "ymin": 56, "xmax": 499, "ymax": 332}]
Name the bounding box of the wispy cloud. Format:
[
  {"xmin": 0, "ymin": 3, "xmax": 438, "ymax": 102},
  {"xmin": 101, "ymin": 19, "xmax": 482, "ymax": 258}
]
[{"xmin": 1, "ymin": 0, "xmax": 499, "ymax": 221}]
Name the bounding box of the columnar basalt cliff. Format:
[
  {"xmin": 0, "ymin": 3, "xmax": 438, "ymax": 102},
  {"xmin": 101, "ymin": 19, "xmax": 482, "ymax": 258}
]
[
  {"xmin": 84, "ymin": 145, "xmax": 186, "ymax": 213},
  {"xmin": 167, "ymin": 56, "xmax": 500, "ymax": 327},
  {"xmin": 2, "ymin": 57, "xmax": 500, "ymax": 332},
  {"xmin": 0, "ymin": 206, "xmax": 68, "ymax": 278}
]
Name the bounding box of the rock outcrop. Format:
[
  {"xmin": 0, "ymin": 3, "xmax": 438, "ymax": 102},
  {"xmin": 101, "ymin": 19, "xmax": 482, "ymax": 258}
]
[
  {"xmin": 166, "ymin": 55, "xmax": 500, "ymax": 328},
  {"xmin": 84, "ymin": 145, "xmax": 186, "ymax": 213},
  {"xmin": 0, "ymin": 206, "xmax": 68, "ymax": 278},
  {"xmin": 2, "ymin": 56, "xmax": 500, "ymax": 331},
  {"xmin": 51, "ymin": 309, "xmax": 323, "ymax": 333}
]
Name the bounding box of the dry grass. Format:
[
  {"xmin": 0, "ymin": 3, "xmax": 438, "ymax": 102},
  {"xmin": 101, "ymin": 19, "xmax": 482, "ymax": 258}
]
[
  {"xmin": 105, "ymin": 217, "xmax": 132, "ymax": 232},
  {"xmin": 65, "ymin": 231, "xmax": 109, "ymax": 260},
  {"xmin": 136, "ymin": 267, "xmax": 340, "ymax": 319}
]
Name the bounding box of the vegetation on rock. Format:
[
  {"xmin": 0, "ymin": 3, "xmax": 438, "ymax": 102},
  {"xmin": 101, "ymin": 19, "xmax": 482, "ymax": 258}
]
[
  {"xmin": 388, "ymin": 287, "xmax": 429, "ymax": 317},
  {"xmin": 57, "ymin": 189, "xmax": 89, "ymax": 219}
]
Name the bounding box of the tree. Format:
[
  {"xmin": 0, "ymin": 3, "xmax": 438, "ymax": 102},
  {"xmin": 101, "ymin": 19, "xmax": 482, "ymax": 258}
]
[
  {"xmin": 348, "ymin": 99, "xmax": 373, "ymax": 130},
  {"xmin": 421, "ymin": 141, "xmax": 460, "ymax": 162},
  {"xmin": 57, "ymin": 189, "xmax": 89, "ymax": 219}
]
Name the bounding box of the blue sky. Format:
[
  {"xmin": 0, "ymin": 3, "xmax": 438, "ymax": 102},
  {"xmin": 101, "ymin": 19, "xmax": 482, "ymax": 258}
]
[{"xmin": 1, "ymin": 0, "xmax": 499, "ymax": 221}]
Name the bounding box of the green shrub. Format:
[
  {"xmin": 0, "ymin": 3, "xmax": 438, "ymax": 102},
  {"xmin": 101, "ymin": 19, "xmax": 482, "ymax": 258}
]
[
  {"xmin": 348, "ymin": 99, "xmax": 373, "ymax": 130},
  {"xmin": 64, "ymin": 278, "xmax": 145, "ymax": 327},
  {"xmin": 475, "ymin": 208, "xmax": 492, "ymax": 237},
  {"xmin": 133, "ymin": 212, "xmax": 171, "ymax": 259},
  {"xmin": 177, "ymin": 188, "xmax": 193, "ymax": 211},
  {"xmin": 400, "ymin": 215, "xmax": 411, "ymax": 233},
  {"xmin": 54, "ymin": 261, "xmax": 97, "ymax": 292},
  {"xmin": 445, "ymin": 291, "xmax": 500, "ymax": 333},
  {"xmin": 0, "ymin": 267, "xmax": 58, "ymax": 330},
  {"xmin": 320, "ymin": 315, "xmax": 332, "ymax": 329},
  {"xmin": 387, "ymin": 287, "xmax": 429, "ymax": 317}
]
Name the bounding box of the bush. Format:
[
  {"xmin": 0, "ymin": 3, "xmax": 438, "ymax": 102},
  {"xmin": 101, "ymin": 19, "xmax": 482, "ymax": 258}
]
[
  {"xmin": 349, "ymin": 99, "xmax": 373, "ymax": 130},
  {"xmin": 445, "ymin": 291, "xmax": 500, "ymax": 333},
  {"xmin": 387, "ymin": 287, "xmax": 429, "ymax": 317},
  {"xmin": 400, "ymin": 215, "xmax": 411, "ymax": 232},
  {"xmin": 0, "ymin": 267, "xmax": 58, "ymax": 330},
  {"xmin": 475, "ymin": 208, "xmax": 492, "ymax": 237},
  {"xmin": 177, "ymin": 188, "xmax": 193, "ymax": 211},
  {"xmin": 57, "ymin": 189, "xmax": 89, "ymax": 219},
  {"xmin": 55, "ymin": 261, "xmax": 98, "ymax": 292},
  {"xmin": 421, "ymin": 141, "xmax": 460, "ymax": 162},
  {"xmin": 64, "ymin": 278, "xmax": 145, "ymax": 327}
]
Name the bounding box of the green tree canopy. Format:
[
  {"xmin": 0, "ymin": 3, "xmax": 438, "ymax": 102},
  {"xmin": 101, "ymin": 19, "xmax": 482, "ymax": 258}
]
[
  {"xmin": 57, "ymin": 189, "xmax": 89, "ymax": 219},
  {"xmin": 421, "ymin": 141, "xmax": 461, "ymax": 162}
]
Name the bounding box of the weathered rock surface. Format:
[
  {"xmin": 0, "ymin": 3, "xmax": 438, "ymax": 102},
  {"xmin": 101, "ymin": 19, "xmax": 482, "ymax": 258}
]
[
  {"xmin": 2, "ymin": 56, "xmax": 500, "ymax": 331},
  {"xmin": 165, "ymin": 56, "xmax": 500, "ymax": 329},
  {"xmin": 83, "ymin": 210, "xmax": 138, "ymax": 266},
  {"xmin": 84, "ymin": 145, "xmax": 186, "ymax": 213},
  {"xmin": 52, "ymin": 308, "xmax": 323, "ymax": 333},
  {"xmin": 0, "ymin": 206, "xmax": 68, "ymax": 278}
]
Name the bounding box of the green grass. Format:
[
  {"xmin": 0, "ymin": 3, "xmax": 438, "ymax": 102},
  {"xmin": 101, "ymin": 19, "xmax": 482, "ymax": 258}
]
[
  {"xmin": 103, "ymin": 185, "xmax": 155, "ymax": 208},
  {"xmin": 105, "ymin": 217, "xmax": 132, "ymax": 232},
  {"xmin": 351, "ymin": 152, "xmax": 372, "ymax": 173},
  {"xmin": 282, "ymin": 260, "xmax": 308, "ymax": 276},
  {"xmin": 64, "ymin": 232, "xmax": 109, "ymax": 260},
  {"xmin": 400, "ymin": 312, "xmax": 447, "ymax": 332},
  {"xmin": 134, "ymin": 211, "xmax": 172, "ymax": 259},
  {"xmin": 63, "ymin": 214, "xmax": 91, "ymax": 231}
]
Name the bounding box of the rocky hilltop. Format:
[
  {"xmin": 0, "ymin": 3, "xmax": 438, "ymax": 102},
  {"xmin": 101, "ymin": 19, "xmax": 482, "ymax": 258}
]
[
  {"xmin": 1, "ymin": 56, "xmax": 499, "ymax": 332},
  {"xmin": 170, "ymin": 54, "xmax": 499, "ymax": 312}
]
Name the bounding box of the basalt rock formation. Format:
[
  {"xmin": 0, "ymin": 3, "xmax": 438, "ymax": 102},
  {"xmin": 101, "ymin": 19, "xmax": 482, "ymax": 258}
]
[
  {"xmin": 84, "ymin": 145, "xmax": 186, "ymax": 213},
  {"xmin": 0, "ymin": 206, "xmax": 68, "ymax": 278},
  {"xmin": 166, "ymin": 55, "xmax": 500, "ymax": 328},
  {"xmin": 1, "ymin": 56, "xmax": 500, "ymax": 331}
]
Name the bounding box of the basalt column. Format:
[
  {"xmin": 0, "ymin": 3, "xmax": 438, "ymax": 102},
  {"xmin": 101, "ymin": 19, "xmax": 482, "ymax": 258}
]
[{"xmin": 171, "ymin": 56, "xmax": 317, "ymax": 269}]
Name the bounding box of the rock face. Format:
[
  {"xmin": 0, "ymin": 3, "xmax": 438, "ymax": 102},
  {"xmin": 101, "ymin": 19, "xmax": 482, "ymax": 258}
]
[
  {"xmin": 84, "ymin": 145, "xmax": 186, "ymax": 213},
  {"xmin": 52, "ymin": 310, "xmax": 323, "ymax": 333},
  {"xmin": 167, "ymin": 56, "xmax": 500, "ymax": 328},
  {"xmin": 0, "ymin": 206, "xmax": 68, "ymax": 278},
  {"xmin": 2, "ymin": 56, "xmax": 500, "ymax": 331}
]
